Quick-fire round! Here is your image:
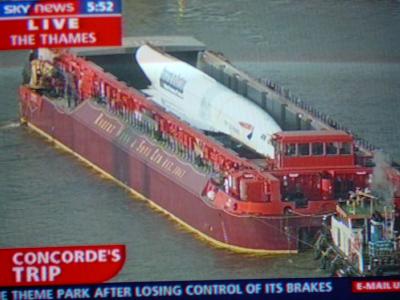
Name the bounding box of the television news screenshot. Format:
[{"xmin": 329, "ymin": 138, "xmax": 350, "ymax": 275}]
[{"xmin": 0, "ymin": 1, "xmax": 399, "ymax": 299}]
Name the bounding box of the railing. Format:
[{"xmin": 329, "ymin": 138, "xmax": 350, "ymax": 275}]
[{"xmin": 258, "ymin": 78, "xmax": 378, "ymax": 152}]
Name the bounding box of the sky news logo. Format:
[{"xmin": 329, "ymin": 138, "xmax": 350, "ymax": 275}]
[{"xmin": 0, "ymin": 0, "xmax": 122, "ymax": 18}]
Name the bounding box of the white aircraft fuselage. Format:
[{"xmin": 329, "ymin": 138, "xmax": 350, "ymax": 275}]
[{"xmin": 136, "ymin": 45, "xmax": 281, "ymax": 158}]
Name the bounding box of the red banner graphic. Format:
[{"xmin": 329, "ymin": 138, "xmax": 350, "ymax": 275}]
[
  {"xmin": 0, "ymin": 16, "xmax": 121, "ymax": 50},
  {"xmin": 352, "ymin": 280, "xmax": 400, "ymax": 293},
  {"xmin": 0, "ymin": 245, "xmax": 126, "ymax": 286},
  {"xmin": 0, "ymin": 0, "xmax": 122, "ymax": 49}
]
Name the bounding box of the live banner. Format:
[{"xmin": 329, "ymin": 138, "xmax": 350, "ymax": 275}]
[{"xmin": 0, "ymin": 0, "xmax": 122, "ymax": 50}]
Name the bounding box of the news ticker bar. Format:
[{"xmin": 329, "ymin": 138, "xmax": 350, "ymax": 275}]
[{"xmin": 0, "ymin": 278, "xmax": 399, "ymax": 300}]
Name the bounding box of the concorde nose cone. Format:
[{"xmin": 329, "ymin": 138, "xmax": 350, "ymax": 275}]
[
  {"xmin": 136, "ymin": 44, "xmax": 167, "ymax": 64},
  {"xmin": 136, "ymin": 45, "xmax": 174, "ymax": 83}
]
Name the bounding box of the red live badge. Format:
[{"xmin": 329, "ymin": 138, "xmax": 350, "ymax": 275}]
[{"xmin": 0, "ymin": 244, "xmax": 126, "ymax": 286}]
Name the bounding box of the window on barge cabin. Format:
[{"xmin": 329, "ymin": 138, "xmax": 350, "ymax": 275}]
[
  {"xmin": 298, "ymin": 143, "xmax": 310, "ymax": 156},
  {"xmin": 285, "ymin": 143, "xmax": 296, "ymax": 156},
  {"xmin": 339, "ymin": 142, "xmax": 352, "ymax": 155},
  {"xmin": 326, "ymin": 142, "xmax": 339, "ymax": 155},
  {"xmin": 312, "ymin": 142, "xmax": 324, "ymax": 155}
]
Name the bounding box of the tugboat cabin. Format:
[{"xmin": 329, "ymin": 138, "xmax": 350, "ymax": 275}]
[
  {"xmin": 318, "ymin": 192, "xmax": 400, "ymax": 276},
  {"xmin": 273, "ymin": 130, "xmax": 354, "ymax": 169}
]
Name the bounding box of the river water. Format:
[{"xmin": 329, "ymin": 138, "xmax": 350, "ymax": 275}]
[{"xmin": 1, "ymin": 0, "xmax": 399, "ymax": 281}]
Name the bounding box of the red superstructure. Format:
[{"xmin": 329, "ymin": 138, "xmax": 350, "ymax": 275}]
[
  {"xmin": 273, "ymin": 130, "xmax": 355, "ymax": 169},
  {"xmin": 19, "ymin": 46, "xmax": 400, "ymax": 253}
]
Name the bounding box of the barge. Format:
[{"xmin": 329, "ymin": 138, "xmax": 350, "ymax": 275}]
[{"xmin": 19, "ymin": 36, "xmax": 400, "ymax": 254}]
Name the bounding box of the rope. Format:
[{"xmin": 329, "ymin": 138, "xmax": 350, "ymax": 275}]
[{"xmin": 288, "ymin": 208, "xmax": 335, "ymax": 218}]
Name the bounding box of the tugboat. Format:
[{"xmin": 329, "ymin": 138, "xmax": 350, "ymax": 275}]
[{"xmin": 314, "ymin": 191, "xmax": 400, "ymax": 276}]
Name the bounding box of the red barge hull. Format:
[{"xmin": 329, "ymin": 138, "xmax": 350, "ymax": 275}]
[{"xmin": 20, "ymin": 91, "xmax": 322, "ymax": 253}]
